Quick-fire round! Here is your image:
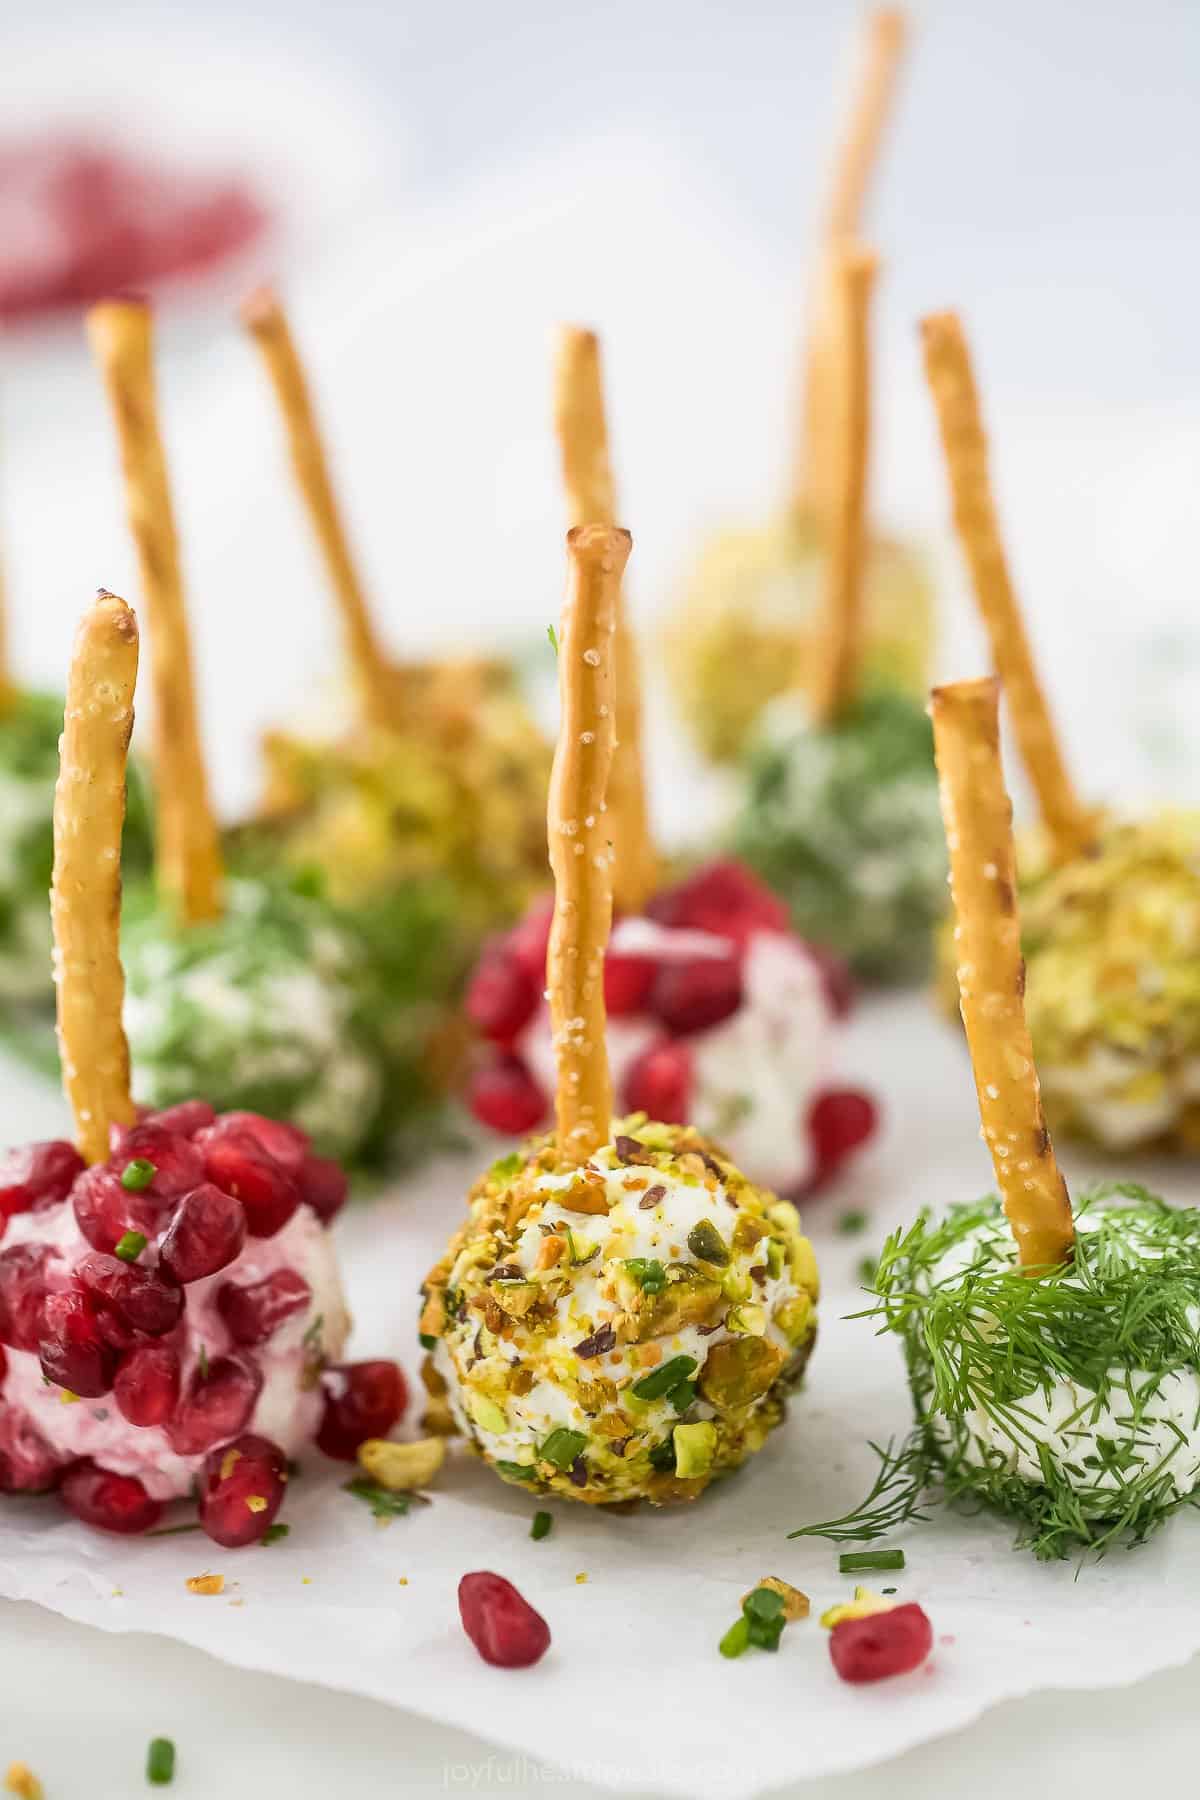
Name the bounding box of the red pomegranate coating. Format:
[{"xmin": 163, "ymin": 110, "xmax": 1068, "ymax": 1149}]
[
  {"xmin": 158, "ymin": 1182, "xmax": 247, "ymax": 1283},
  {"xmin": 467, "ymin": 1057, "xmax": 547, "ymax": 1137},
  {"xmin": 828, "ymin": 1604, "xmax": 933, "ymax": 1683},
  {"xmin": 72, "ymin": 1164, "xmax": 172, "ymax": 1255},
  {"xmin": 114, "ymin": 1343, "xmax": 182, "ymax": 1427},
  {"xmin": 466, "ymin": 947, "xmax": 540, "ymax": 1044},
  {"xmin": 806, "ymin": 1089, "xmax": 879, "ymax": 1187},
  {"xmin": 297, "ymin": 1155, "xmax": 348, "ymax": 1226},
  {"xmin": 0, "ymin": 1244, "xmax": 53, "ymax": 1351},
  {"xmin": 75, "ymin": 1251, "xmax": 183, "ymax": 1342},
  {"xmin": 213, "ymin": 1113, "xmax": 309, "ymax": 1175},
  {"xmin": 0, "ymin": 1140, "xmax": 84, "ymax": 1225},
  {"xmin": 458, "ymin": 1571, "xmax": 551, "ymax": 1669},
  {"xmin": 166, "ymin": 1351, "xmax": 263, "ymax": 1456},
  {"xmin": 0, "ymin": 1401, "xmax": 63, "ymax": 1492},
  {"xmin": 603, "ymin": 949, "xmax": 657, "ymax": 1017},
  {"xmin": 59, "ymin": 1460, "xmax": 163, "ymax": 1535},
  {"xmin": 507, "ymin": 895, "xmax": 554, "ymax": 983},
  {"xmin": 622, "ymin": 1041, "xmax": 693, "ymax": 1125},
  {"xmin": 199, "ymin": 1129, "xmax": 300, "ymax": 1238},
  {"xmin": 647, "ymin": 858, "xmax": 789, "ymax": 944},
  {"xmin": 218, "ymin": 1268, "xmax": 312, "ymax": 1346},
  {"xmin": 316, "ymin": 1359, "xmax": 407, "ymax": 1461},
  {"xmin": 136, "ymin": 1100, "xmax": 217, "ymax": 1139},
  {"xmin": 648, "ymin": 953, "xmax": 743, "ymax": 1036},
  {"xmin": 111, "ymin": 1125, "xmax": 206, "ymax": 1199},
  {"xmin": 199, "ymin": 1432, "xmax": 287, "ymax": 1547},
  {"xmin": 38, "ymin": 1289, "xmax": 118, "ymax": 1397}
]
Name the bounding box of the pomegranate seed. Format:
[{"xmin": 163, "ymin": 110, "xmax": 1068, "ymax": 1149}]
[
  {"xmin": 73, "ymin": 1165, "xmax": 172, "ymax": 1253},
  {"xmin": 114, "ymin": 1343, "xmax": 182, "ymax": 1426},
  {"xmin": 648, "ymin": 858, "xmax": 789, "ymax": 944},
  {"xmin": 466, "ymin": 946, "xmax": 539, "ymax": 1044},
  {"xmin": 218, "ymin": 1269, "xmax": 312, "ymax": 1345},
  {"xmin": 60, "ymin": 1461, "xmax": 163, "ymax": 1534},
  {"xmin": 0, "ymin": 1140, "xmax": 84, "ymax": 1223},
  {"xmin": 0, "ymin": 1401, "xmax": 63, "ymax": 1492},
  {"xmin": 199, "ymin": 1431, "xmax": 287, "ymax": 1547},
  {"xmin": 143, "ymin": 1100, "xmax": 217, "ymax": 1138},
  {"xmin": 298, "ymin": 1154, "xmax": 347, "ymax": 1225},
  {"xmin": 809, "ymin": 1089, "xmax": 878, "ymax": 1172},
  {"xmin": 208, "ymin": 1113, "xmax": 309, "ymax": 1175},
  {"xmin": 111, "ymin": 1125, "xmax": 206, "ymax": 1197},
  {"xmin": 158, "ymin": 1183, "xmax": 247, "ymax": 1282},
  {"xmin": 829, "ymin": 1604, "xmax": 933, "ymax": 1683},
  {"xmin": 75, "ymin": 1251, "xmax": 183, "ymax": 1340},
  {"xmin": 39, "ymin": 1289, "xmax": 119, "ymax": 1396},
  {"xmin": 805, "ymin": 943, "xmax": 856, "ymax": 1020},
  {"xmin": 200, "ymin": 1132, "xmax": 300, "ymax": 1238},
  {"xmin": 166, "ymin": 1351, "xmax": 263, "ymax": 1455},
  {"xmin": 649, "ymin": 954, "xmax": 743, "ymax": 1036},
  {"xmin": 508, "ymin": 896, "xmax": 554, "ymax": 984},
  {"xmin": 0, "ymin": 1244, "xmax": 53, "ymax": 1350},
  {"xmin": 316, "ymin": 1360, "xmax": 407, "ymax": 1460},
  {"xmin": 604, "ymin": 950, "xmax": 657, "ymax": 1017},
  {"xmin": 458, "ymin": 1571, "xmax": 551, "ymax": 1668},
  {"xmin": 622, "ymin": 1040, "xmax": 693, "ymax": 1124},
  {"xmin": 467, "ymin": 1056, "xmax": 547, "ymax": 1136}
]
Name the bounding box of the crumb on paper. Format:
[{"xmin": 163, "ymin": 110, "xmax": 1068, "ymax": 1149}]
[
  {"xmin": 575, "ymin": 1572, "xmax": 588, "ymax": 1585},
  {"xmin": 302, "ymin": 1577, "xmax": 312, "ymax": 1586},
  {"xmin": 185, "ymin": 1572, "xmax": 225, "ymax": 1596},
  {"xmin": 5, "ymin": 1763, "xmax": 43, "ymax": 1800},
  {"xmin": 398, "ymin": 1577, "xmax": 409, "ymax": 1586}
]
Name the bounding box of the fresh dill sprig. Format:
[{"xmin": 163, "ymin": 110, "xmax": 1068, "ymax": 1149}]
[{"xmin": 788, "ymin": 1436, "xmax": 931, "ymax": 1543}]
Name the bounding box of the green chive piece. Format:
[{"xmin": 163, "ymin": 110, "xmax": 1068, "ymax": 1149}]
[
  {"xmin": 262, "ymin": 1522, "xmax": 290, "ymax": 1546},
  {"xmin": 495, "ymin": 1460, "xmax": 538, "ymax": 1482},
  {"xmin": 624, "ymin": 1257, "xmax": 667, "ymax": 1295},
  {"xmin": 146, "ymin": 1736, "xmax": 176, "ymax": 1785},
  {"xmin": 742, "ymin": 1586, "xmax": 786, "ymax": 1625},
  {"xmin": 418, "ymin": 1333, "xmax": 438, "ymax": 1351},
  {"xmin": 343, "ymin": 1478, "xmax": 413, "ymax": 1520},
  {"xmin": 686, "ymin": 1219, "xmax": 730, "ymax": 1266},
  {"xmin": 718, "ymin": 1617, "xmax": 750, "ymax": 1659},
  {"xmin": 539, "ymin": 1427, "xmax": 587, "ymax": 1470},
  {"xmin": 547, "ymin": 624, "xmax": 559, "ymax": 655},
  {"xmin": 530, "ymin": 1510, "xmax": 552, "ymax": 1541},
  {"xmin": 837, "ymin": 1210, "xmax": 869, "ymax": 1236},
  {"xmin": 746, "ymin": 1612, "xmax": 785, "ymax": 1651},
  {"xmin": 839, "ymin": 1548, "xmax": 905, "ymax": 1573},
  {"xmin": 857, "ymin": 1255, "xmax": 879, "ymax": 1287},
  {"xmin": 114, "ymin": 1230, "xmax": 147, "ymax": 1263},
  {"xmin": 648, "ymin": 1439, "xmax": 676, "ymax": 1472},
  {"xmin": 632, "ymin": 1355, "xmax": 697, "ymax": 1402},
  {"xmin": 669, "ymin": 1379, "xmax": 697, "ymax": 1415},
  {"xmin": 121, "ymin": 1158, "xmax": 157, "ymax": 1192},
  {"xmin": 882, "ymin": 1587, "xmax": 898, "ymax": 1595}
]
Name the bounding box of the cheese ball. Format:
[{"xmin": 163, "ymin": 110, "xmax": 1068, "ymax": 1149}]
[
  {"xmin": 879, "ymin": 1188, "xmax": 1200, "ymax": 1557},
  {"xmin": 121, "ymin": 877, "xmax": 393, "ymax": 1166},
  {"xmin": 419, "ymin": 1118, "xmax": 820, "ymax": 1506},
  {"xmin": 731, "ymin": 688, "xmax": 945, "ymax": 983},
  {"xmin": 664, "ymin": 515, "xmax": 933, "ymax": 765}
]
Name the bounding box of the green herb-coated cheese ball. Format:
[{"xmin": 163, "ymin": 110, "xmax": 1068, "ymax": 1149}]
[
  {"xmin": 731, "ymin": 688, "xmax": 945, "ymax": 983},
  {"xmin": 419, "ymin": 1117, "xmax": 819, "ymax": 1506}
]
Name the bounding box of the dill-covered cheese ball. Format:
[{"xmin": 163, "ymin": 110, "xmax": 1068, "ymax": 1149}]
[
  {"xmin": 121, "ymin": 877, "xmax": 389, "ymax": 1165},
  {"xmin": 731, "ymin": 687, "xmax": 944, "ymax": 982},
  {"xmin": 877, "ymin": 1189, "xmax": 1200, "ymax": 1558},
  {"xmin": 419, "ymin": 1119, "xmax": 819, "ymax": 1506},
  {"xmin": 664, "ymin": 517, "xmax": 933, "ymax": 765}
]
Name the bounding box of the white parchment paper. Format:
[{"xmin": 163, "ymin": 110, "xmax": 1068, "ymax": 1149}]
[{"xmin": 1, "ymin": 996, "xmax": 1198, "ymax": 1798}]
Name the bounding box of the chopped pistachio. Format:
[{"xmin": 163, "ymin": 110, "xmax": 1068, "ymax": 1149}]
[
  {"xmin": 358, "ymin": 1437, "xmax": 446, "ymax": 1492},
  {"xmin": 724, "ymin": 1303, "xmax": 766, "ymax": 1337},
  {"xmin": 673, "ymin": 1421, "xmax": 716, "ymax": 1479},
  {"xmin": 468, "ymin": 1394, "xmax": 508, "ymax": 1435},
  {"xmin": 687, "ymin": 1219, "xmax": 731, "ymax": 1267}
]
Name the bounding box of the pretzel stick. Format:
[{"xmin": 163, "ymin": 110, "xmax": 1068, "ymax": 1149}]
[
  {"xmin": 930, "ymin": 677, "xmax": 1074, "ymax": 1269},
  {"xmin": 807, "ymin": 247, "xmax": 876, "ymax": 723},
  {"xmin": 241, "ymin": 288, "xmax": 393, "ymax": 731},
  {"xmin": 87, "ymin": 301, "xmax": 224, "ymax": 925},
  {"xmin": 794, "ymin": 9, "xmax": 908, "ymax": 514},
  {"xmin": 547, "ymin": 525, "xmax": 628, "ymax": 1163},
  {"xmin": 921, "ymin": 312, "xmax": 1093, "ymax": 863},
  {"xmin": 53, "ymin": 592, "xmax": 139, "ymax": 1164},
  {"xmin": 553, "ymin": 328, "xmax": 657, "ymax": 911}
]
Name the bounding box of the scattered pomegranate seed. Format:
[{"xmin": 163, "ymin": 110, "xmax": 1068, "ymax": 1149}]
[
  {"xmin": 217, "ymin": 1269, "xmax": 312, "ymax": 1345},
  {"xmin": 200, "ymin": 1132, "xmax": 300, "ymax": 1238},
  {"xmin": 142, "ymin": 1100, "xmax": 217, "ymax": 1138},
  {"xmin": 467, "ymin": 1057, "xmax": 547, "ymax": 1136},
  {"xmin": 111, "ymin": 1125, "xmax": 205, "ymax": 1198},
  {"xmin": 38, "ymin": 1289, "xmax": 119, "ymax": 1396},
  {"xmin": 466, "ymin": 947, "xmax": 539, "ymax": 1044},
  {"xmin": 649, "ymin": 953, "xmax": 743, "ymax": 1036},
  {"xmin": 805, "ymin": 943, "xmax": 857, "ymax": 1020},
  {"xmin": 75, "ymin": 1251, "xmax": 183, "ymax": 1341},
  {"xmin": 507, "ymin": 896, "xmax": 554, "ymax": 984},
  {"xmin": 0, "ymin": 1140, "xmax": 84, "ymax": 1223},
  {"xmin": 0, "ymin": 1401, "xmax": 63, "ymax": 1492},
  {"xmin": 298, "ymin": 1155, "xmax": 348, "ymax": 1225},
  {"xmin": 209, "ymin": 1112, "xmax": 309, "ymax": 1175},
  {"xmin": 828, "ymin": 1603, "xmax": 933, "ymax": 1683},
  {"xmin": 622, "ymin": 1040, "xmax": 693, "ymax": 1124},
  {"xmin": 0, "ymin": 1244, "xmax": 53, "ymax": 1350},
  {"xmin": 114, "ymin": 1343, "xmax": 182, "ymax": 1427},
  {"xmin": 459, "ymin": 1571, "xmax": 551, "ymax": 1668},
  {"xmin": 648, "ymin": 859, "xmax": 789, "ymax": 944},
  {"xmin": 604, "ymin": 950, "xmax": 658, "ymax": 1016},
  {"xmin": 316, "ymin": 1360, "xmax": 407, "ymax": 1460},
  {"xmin": 72, "ymin": 1164, "xmax": 171, "ymax": 1254},
  {"xmin": 166, "ymin": 1351, "xmax": 263, "ymax": 1456},
  {"xmin": 808, "ymin": 1089, "xmax": 879, "ymax": 1177},
  {"xmin": 199, "ymin": 1431, "xmax": 287, "ymax": 1547},
  {"xmin": 59, "ymin": 1461, "xmax": 163, "ymax": 1534},
  {"xmin": 158, "ymin": 1184, "xmax": 247, "ymax": 1283}
]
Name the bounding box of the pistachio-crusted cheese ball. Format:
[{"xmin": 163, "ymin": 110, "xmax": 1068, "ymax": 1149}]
[
  {"xmin": 732, "ymin": 687, "xmax": 944, "ymax": 982},
  {"xmin": 420, "ymin": 1119, "xmax": 819, "ymax": 1505}
]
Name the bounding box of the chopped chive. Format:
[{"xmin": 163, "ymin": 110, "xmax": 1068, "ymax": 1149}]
[
  {"xmin": 547, "ymin": 624, "xmax": 559, "ymax": 655},
  {"xmin": 632, "ymin": 1355, "xmax": 697, "ymax": 1402},
  {"xmin": 539, "ymin": 1428, "xmax": 587, "ymax": 1470},
  {"xmin": 495, "ymin": 1460, "xmax": 538, "ymax": 1482},
  {"xmin": 530, "ymin": 1510, "xmax": 552, "ymax": 1541},
  {"xmin": 343, "ymin": 1478, "xmax": 414, "ymax": 1520},
  {"xmin": 418, "ymin": 1333, "xmax": 438, "ymax": 1351},
  {"xmin": 857, "ymin": 1255, "xmax": 879, "ymax": 1287},
  {"xmin": 837, "ymin": 1210, "xmax": 869, "ymax": 1236},
  {"xmin": 114, "ymin": 1230, "xmax": 147, "ymax": 1263},
  {"xmin": 261, "ymin": 1522, "xmax": 290, "ymax": 1546},
  {"xmin": 882, "ymin": 1587, "xmax": 897, "ymax": 1595},
  {"xmin": 742, "ymin": 1586, "xmax": 785, "ymax": 1624},
  {"xmin": 121, "ymin": 1158, "xmax": 157, "ymax": 1192},
  {"xmin": 146, "ymin": 1737, "xmax": 176, "ymax": 1785},
  {"xmin": 624, "ymin": 1257, "xmax": 667, "ymax": 1295},
  {"xmin": 838, "ymin": 1548, "xmax": 905, "ymax": 1573},
  {"xmin": 718, "ymin": 1617, "xmax": 750, "ymax": 1659},
  {"xmin": 668, "ymin": 1379, "xmax": 697, "ymax": 1415},
  {"xmin": 648, "ymin": 1438, "xmax": 676, "ymax": 1472}
]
